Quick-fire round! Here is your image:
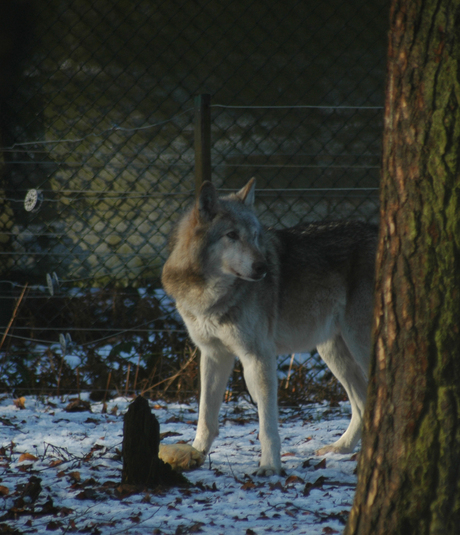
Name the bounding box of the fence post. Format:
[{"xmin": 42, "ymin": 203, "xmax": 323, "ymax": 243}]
[{"xmin": 194, "ymin": 94, "xmax": 211, "ymax": 195}]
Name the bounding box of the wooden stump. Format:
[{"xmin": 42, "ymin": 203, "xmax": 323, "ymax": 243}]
[
  {"xmin": 121, "ymin": 395, "xmax": 188, "ymax": 488},
  {"xmin": 121, "ymin": 395, "xmax": 160, "ymax": 486}
]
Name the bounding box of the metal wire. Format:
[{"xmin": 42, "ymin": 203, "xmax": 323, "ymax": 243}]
[{"xmin": 0, "ymin": 0, "xmax": 387, "ymax": 375}]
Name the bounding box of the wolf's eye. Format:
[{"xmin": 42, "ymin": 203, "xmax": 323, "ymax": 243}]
[{"xmin": 226, "ymin": 231, "xmax": 239, "ymax": 240}]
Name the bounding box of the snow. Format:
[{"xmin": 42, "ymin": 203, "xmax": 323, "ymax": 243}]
[{"xmin": 0, "ymin": 395, "xmax": 358, "ymax": 534}]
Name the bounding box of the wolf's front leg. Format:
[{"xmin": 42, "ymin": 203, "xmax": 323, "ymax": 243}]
[
  {"xmin": 192, "ymin": 348, "xmax": 235, "ymax": 456},
  {"xmin": 240, "ymin": 353, "xmax": 281, "ymax": 476}
]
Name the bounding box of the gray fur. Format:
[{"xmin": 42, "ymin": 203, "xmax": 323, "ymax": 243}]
[{"xmin": 162, "ymin": 178, "xmax": 377, "ymax": 475}]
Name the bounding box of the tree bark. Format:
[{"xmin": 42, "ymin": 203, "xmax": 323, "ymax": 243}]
[{"xmin": 345, "ymin": 1, "xmax": 460, "ymax": 534}]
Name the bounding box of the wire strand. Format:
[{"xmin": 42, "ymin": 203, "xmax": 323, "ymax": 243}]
[
  {"xmin": 0, "ymin": 108, "xmax": 194, "ymax": 151},
  {"xmin": 212, "ymin": 103, "xmax": 384, "ymax": 110}
]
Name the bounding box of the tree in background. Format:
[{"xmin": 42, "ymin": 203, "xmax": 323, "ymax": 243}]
[{"xmin": 345, "ymin": 0, "xmax": 460, "ymax": 534}]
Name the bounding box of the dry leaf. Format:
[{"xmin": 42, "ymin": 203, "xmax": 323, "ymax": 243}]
[
  {"xmin": 13, "ymin": 397, "xmax": 26, "ymax": 410},
  {"xmin": 285, "ymin": 475, "xmax": 304, "ymax": 485},
  {"xmin": 49, "ymin": 459, "xmax": 64, "ymax": 468},
  {"xmin": 304, "ymin": 475, "xmax": 328, "ymax": 496},
  {"xmin": 0, "ymin": 485, "xmax": 9, "ymax": 496},
  {"xmin": 68, "ymin": 471, "xmax": 81, "ymax": 482},
  {"xmin": 46, "ymin": 520, "xmax": 62, "ymax": 531},
  {"xmin": 65, "ymin": 399, "xmax": 91, "ymax": 413},
  {"xmin": 241, "ymin": 480, "xmax": 256, "ymax": 491},
  {"xmin": 18, "ymin": 453, "xmax": 38, "ymax": 463},
  {"xmin": 269, "ymin": 481, "xmax": 285, "ymax": 492},
  {"xmin": 314, "ymin": 458, "xmax": 327, "ymax": 470}
]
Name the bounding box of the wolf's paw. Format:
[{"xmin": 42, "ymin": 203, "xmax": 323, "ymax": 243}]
[
  {"xmin": 159, "ymin": 443, "xmax": 206, "ymax": 472},
  {"xmin": 315, "ymin": 443, "xmax": 352, "ymax": 456},
  {"xmin": 253, "ymin": 464, "xmax": 283, "ymax": 477}
]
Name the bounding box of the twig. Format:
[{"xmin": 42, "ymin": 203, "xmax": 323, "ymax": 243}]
[
  {"xmin": 225, "ymin": 453, "xmax": 240, "ymax": 483},
  {"xmin": 0, "ymin": 283, "xmax": 29, "ymax": 351},
  {"xmin": 76, "ymin": 367, "xmax": 81, "ymax": 400},
  {"xmin": 102, "ymin": 507, "xmax": 162, "ymax": 535},
  {"xmin": 103, "ymin": 371, "xmax": 112, "ymax": 403},
  {"xmin": 142, "ymin": 348, "xmax": 197, "ymax": 394},
  {"xmin": 56, "ymin": 356, "xmax": 64, "ymax": 398},
  {"xmin": 133, "ymin": 355, "xmax": 141, "ymax": 392},
  {"xmin": 284, "ymin": 354, "xmax": 296, "ymax": 389},
  {"xmin": 125, "ymin": 364, "xmax": 131, "ymax": 395}
]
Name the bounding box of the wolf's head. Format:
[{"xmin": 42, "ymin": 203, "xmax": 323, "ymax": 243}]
[{"xmin": 194, "ymin": 178, "xmax": 268, "ymax": 282}]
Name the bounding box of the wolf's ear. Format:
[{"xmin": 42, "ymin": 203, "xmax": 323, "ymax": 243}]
[
  {"xmin": 236, "ymin": 177, "xmax": 256, "ymax": 207},
  {"xmin": 196, "ymin": 181, "xmax": 218, "ymax": 222}
]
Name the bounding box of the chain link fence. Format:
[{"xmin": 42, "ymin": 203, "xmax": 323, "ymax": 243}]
[{"xmin": 0, "ymin": 0, "xmax": 388, "ymax": 397}]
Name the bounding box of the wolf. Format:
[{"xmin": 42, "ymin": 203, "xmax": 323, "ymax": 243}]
[{"xmin": 161, "ymin": 178, "xmax": 377, "ymax": 476}]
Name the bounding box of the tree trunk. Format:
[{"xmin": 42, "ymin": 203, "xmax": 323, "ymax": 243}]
[{"xmin": 345, "ymin": 1, "xmax": 460, "ymax": 534}]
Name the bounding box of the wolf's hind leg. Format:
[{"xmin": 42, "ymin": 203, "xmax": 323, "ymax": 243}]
[
  {"xmin": 192, "ymin": 348, "xmax": 235, "ymax": 456},
  {"xmin": 316, "ymin": 335, "xmax": 368, "ymax": 455}
]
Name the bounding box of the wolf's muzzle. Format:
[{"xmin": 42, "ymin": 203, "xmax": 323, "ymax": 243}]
[{"xmin": 251, "ymin": 261, "xmax": 268, "ymax": 281}]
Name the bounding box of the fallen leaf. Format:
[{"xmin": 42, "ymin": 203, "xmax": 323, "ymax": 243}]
[
  {"xmin": 304, "ymin": 476, "xmax": 328, "ymax": 496},
  {"xmin": 65, "ymin": 399, "xmax": 91, "ymax": 413},
  {"xmin": 314, "ymin": 458, "xmax": 327, "ymax": 470},
  {"xmin": 19, "ymin": 475, "xmax": 42, "ymax": 502},
  {"xmin": 18, "ymin": 453, "xmax": 38, "ymax": 463},
  {"xmin": 75, "ymin": 488, "xmax": 96, "ymax": 500},
  {"xmin": 188, "ymin": 523, "xmax": 204, "ymax": 533},
  {"xmin": 160, "ymin": 431, "xmax": 182, "ymax": 440},
  {"xmin": 141, "ymin": 493, "xmax": 151, "ymax": 504},
  {"xmin": 115, "ymin": 483, "xmax": 139, "ymax": 499},
  {"xmin": 269, "ymin": 481, "xmax": 285, "ymax": 492},
  {"xmin": 68, "ymin": 471, "xmax": 81, "ymax": 482},
  {"xmin": 41, "ymin": 496, "xmax": 59, "ymax": 515},
  {"xmin": 285, "ymin": 475, "xmax": 304, "ymax": 485},
  {"xmin": 49, "ymin": 459, "xmax": 63, "ymax": 468},
  {"xmin": 0, "ymin": 485, "xmax": 9, "ymax": 496},
  {"xmin": 46, "ymin": 520, "xmax": 62, "ymax": 531},
  {"xmin": 85, "ymin": 417, "xmax": 99, "ymax": 424},
  {"xmin": 241, "ymin": 480, "xmax": 256, "ymax": 491},
  {"xmin": 13, "ymin": 397, "xmax": 26, "ymax": 410}
]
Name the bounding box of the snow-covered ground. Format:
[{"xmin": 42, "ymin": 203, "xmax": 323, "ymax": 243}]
[{"xmin": 0, "ymin": 395, "xmax": 357, "ymax": 534}]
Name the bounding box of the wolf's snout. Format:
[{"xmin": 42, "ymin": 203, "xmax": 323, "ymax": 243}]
[{"xmin": 251, "ymin": 261, "xmax": 268, "ymax": 280}]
